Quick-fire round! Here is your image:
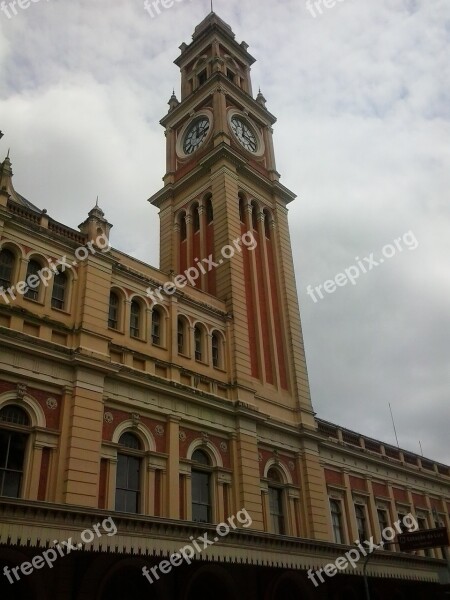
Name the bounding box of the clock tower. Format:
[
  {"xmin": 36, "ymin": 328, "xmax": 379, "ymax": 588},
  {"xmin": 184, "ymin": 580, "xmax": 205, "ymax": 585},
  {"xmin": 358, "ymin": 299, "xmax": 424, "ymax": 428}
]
[{"xmin": 149, "ymin": 12, "xmax": 315, "ymax": 431}]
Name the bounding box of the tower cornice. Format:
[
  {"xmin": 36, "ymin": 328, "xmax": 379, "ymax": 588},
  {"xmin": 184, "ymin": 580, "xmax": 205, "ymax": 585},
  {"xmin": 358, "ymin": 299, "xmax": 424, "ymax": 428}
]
[
  {"xmin": 148, "ymin": 143, "xmax": 296, "ymax": 209},
  {"xmin": 160, "ymin": 74, "xmax": 276, "ymax": 129},
  {"xmin": 174, "ymin": 14, "xmax": 256, "ymax": 70}
]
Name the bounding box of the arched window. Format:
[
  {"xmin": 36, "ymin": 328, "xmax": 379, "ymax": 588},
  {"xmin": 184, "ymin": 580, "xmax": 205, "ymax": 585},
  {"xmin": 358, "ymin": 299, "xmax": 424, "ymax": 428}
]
[
  {"xmin": 330, "ymin": 499, "xmax": 344, "ymax": 544},
  {"xmin": 206, "ymin": 197, "xmax": 213, "ymax": 224},
  {"xmin": 51, "ymin": 271, "xmax": 68, "ymax": 310},
  {"xmin": 0, "ymin": 249, "xmax": 15, "ymax": 289},
  {"xmin": 191, "ymin": 449, "xmax": 212, "ymax": 523},
  {"xmin": 0, "ymin": 405, "xmax": 30, "ymax": 498},
  {"xmin": 152, "ymin": 308, "xmax": 161, "ymax": 346},
  {"xmin": 24, "ymin": 259, "xmax": 42, "ymax": 301},
  {"xmin": 178, "ymin": 317, "xmax": 186, "ymax": 355},
  {"xmin": 212, "ymin": 332, "xmax": 221, "ymax": 368},
  {"xmin": 267, "ymin": 467, "xmax": 285, "ymax": 534},
  {"xmin": 108, "ymin": 292, "xmax": 120, "ymax": 329},
  {"xmin": 355, "ymin": 504, "xmax": 367, "ymax": 541},
  {"xmin": 130, "ymin": 300, "xmax": 141, "ymax": 338},
  {"xmin": 194, "ymin": 326, "xmax": 203, "ymax": 361},
  {"xmin": 115, "ymin": 432, "xmax": 141, "ymax": 513}
]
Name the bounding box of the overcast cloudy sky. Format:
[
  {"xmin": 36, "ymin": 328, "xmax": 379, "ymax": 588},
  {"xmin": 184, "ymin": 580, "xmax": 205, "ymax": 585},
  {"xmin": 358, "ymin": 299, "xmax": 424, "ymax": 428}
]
[{"xmin": 1, "ymin": 0, "xmax": 449, "ymax": 463}]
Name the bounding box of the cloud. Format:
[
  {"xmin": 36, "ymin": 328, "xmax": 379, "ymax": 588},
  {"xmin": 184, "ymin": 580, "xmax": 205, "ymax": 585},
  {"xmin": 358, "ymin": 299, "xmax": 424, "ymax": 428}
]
[{"xmin": 0, "ymin": 0, "xmax": 448, "ymax": 463}]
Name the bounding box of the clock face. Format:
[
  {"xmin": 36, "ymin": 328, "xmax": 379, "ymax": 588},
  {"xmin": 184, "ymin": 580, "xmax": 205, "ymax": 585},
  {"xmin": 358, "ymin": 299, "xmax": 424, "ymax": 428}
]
[
  {"xmin": 230, "ymin": 116, "xmax": 258, "ymax": 153},
  {"xmin": 183, "ymin": 117, "xmax": 210, "ymax": 155}
]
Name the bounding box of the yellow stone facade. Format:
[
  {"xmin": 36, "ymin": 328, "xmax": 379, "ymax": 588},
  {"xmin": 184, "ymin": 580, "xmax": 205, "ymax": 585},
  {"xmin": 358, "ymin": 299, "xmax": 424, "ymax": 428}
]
[{"xmin": 0, "ymin": 12, "xmax": 448, "ymax": 600}]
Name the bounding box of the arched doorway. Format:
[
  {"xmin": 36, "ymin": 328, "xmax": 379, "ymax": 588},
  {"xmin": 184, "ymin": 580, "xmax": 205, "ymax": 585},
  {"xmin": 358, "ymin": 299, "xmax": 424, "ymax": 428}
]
[
  {"xmin": 185, "ymin": 565, "xmax": 237, "ymax": 600},
  {"xmin": 99, "ymin": 564, "xmax": 161, "ymax": 600},
  {"xmin": 270, "ymin": 573, "xmax": 313, "ymax": 600}
]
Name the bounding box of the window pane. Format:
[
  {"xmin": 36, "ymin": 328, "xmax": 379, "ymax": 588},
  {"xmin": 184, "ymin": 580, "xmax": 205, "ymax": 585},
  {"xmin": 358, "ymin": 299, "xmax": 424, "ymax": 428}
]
[
  {"xmin": 212, "ymin": 334, "xmax": 219, "ymax": 367},
  {"xmin": 2, "ymin": 471, "xmax": 22, "ymax": 498},
  {"xmin": 0, "ymin": 431, "xmax": 9, "ymax": 469},
  {"xmin": 6, "ymin": 433, "xmax": 26, "ymax": 470},
  {"xmin": 0, "ymin": 249, "xmax": 14, "ymax": 288},
  {"xmin": 269, "ymin": 486, "xmax": 284, "ymax": 534},
  {"xmin": 0, "ymin": 406, "xmax": 29, "ymax": 426},
  {"xmin": 0, "ymin": 430, "xmax": 27, "ymax": 498},
  {"xmin": 119, "ymin": 432, "xmax": 140, "ymax": 450},
  {"xmin": 116, "ymin": 452, "xmax": 141, "ymax": 514},
  {"xmin": 116, "ymin": 454, "xmax": 128, "ymax": 488},
  {"xmin": 108, "ymin": 293, "xmax": 119, "ymax": 328},
  {"xmin": 130, "ymin": 302, "xmax": 140, "ymax": 337},
  {"xmin": 192, "ymin": 449, "xmax": 210, "ymax": 466},
  {"xmin": 115, "ymin": 488, "xmax": 126, "ymax": 512},
  {"xmin": 192, "ymin": 470, "xmax": 211, "ymax": 523},
  {"xmin": 24, "ymin": 260, "xmax": 41, "ymax": 300},
  {"xmin": 51, "ymin": 273, "xmax": 67, "ymax": 309},
  {"xmin": 152, "ymin": 310, "xmax": 161, "ymax": 345},
  {"xmin": 127, "ymin": 456, "xmax": 140, "ymax": 490}
]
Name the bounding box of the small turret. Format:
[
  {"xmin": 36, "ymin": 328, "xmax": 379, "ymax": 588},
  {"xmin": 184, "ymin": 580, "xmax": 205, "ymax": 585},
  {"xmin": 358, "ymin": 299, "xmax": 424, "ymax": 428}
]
[{"xmin": 78, "ymin": 197, "xmax": 113, "ymax": 247}]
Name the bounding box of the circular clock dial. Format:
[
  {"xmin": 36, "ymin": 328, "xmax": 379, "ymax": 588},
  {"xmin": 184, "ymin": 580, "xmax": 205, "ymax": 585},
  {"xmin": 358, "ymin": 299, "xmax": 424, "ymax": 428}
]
[
  {"xmin": 183, "ymin": 117, "xmax": 210, "ymax": 155},
  {"xmin": 230, "ymin": 116, "xmax": 258, "ymax": 153}
]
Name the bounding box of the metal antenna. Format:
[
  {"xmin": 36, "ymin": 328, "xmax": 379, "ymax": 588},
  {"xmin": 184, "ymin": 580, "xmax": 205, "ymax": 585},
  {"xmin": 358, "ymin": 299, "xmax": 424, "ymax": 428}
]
[
  {"xmin": 389, "ymin": 403, "xmax": 400, "ymax": 448},
  {"xmin": 419, "ymin": 440, "xmax": 424, "ymax": 456}
]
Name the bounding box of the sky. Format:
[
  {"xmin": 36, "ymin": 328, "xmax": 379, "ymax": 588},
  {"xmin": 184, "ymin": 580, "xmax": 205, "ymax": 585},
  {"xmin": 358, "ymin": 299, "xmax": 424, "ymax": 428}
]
[{"xmin": 1, "ymin": 0, "xmax": 449, "ymax": 463}]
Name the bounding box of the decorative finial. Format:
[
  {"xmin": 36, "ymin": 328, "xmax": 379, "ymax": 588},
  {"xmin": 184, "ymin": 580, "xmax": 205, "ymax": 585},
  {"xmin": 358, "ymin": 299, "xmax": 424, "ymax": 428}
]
[
  {"xmin": 6, "ymin": 148, "xmax": 10, "ymax": 158},
  {"xmin": 96, "ymin": 195, "xmax": 99, "ymax": 207},
  {"xmin": 211, "ymin": 0, "xmax": 213, "ymax": 13},
  {"xmin": 256, "ymin": 88, "xmax": 267, "ymax": 107}
]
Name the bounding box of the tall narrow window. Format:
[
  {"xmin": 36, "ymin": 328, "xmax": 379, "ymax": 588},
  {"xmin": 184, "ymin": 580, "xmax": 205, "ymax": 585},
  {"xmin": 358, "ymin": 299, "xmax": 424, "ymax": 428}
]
[
  {"xmin": 355, "ymin": 504, "xmax": 367, "ymax": 541},
  {"xmin": 130, "ymin": 301, "xmax": 141, "ymax": 338},
  {"xmin": 152, "ymin": 309, "xmax": 161, "ymax": 345},
  {"xmin": 191, "ymin": 449, "xmax": 211, "ymax": 523},
  {"xmin": 194, "ymin": 326, "xmax": 202, "ymax": 361},
  {"xmin": 251, "ymin": 202, "xmax": 258, "ymax": 231},
  {"xmin": 108, "ymin": 292, "xmax": 119, "ymax": 329},
  {"xmin": 206, "ymin": 197, "xmax": 213, "ymax": 224},
  {"xmin": 417, "ymin": 516, "xmax": 433, "ymax": 557},
  {"xmin": 193, "ymin": 204, "xmax": 200, "ymax": 233},
  {"xmin": 239, "ymin": 197, "xmax": 245, "ymax": 223},
  {"xmin": 51, "ymin": 272, "xmax": 68, "ymax": 310},
  {"xmin": 227, "ymin": 69, "xmax": 235, "ymax": 82},
  {"xmin": 377, "ymin": 508, "xmax": 389, "ymax": 539},
  {"xmin": 267, "ymin": 468, "xmax": 285, "ymax": 534},
  {"xmin": 24, "ymin": 260, "xmax": 42, "ymax": 301},
  {"xmin": 0, "ymin": 405, "xmax": 30, "ymax": 498},
  {"xmin": 330, "ymin": 499, "xmax": 344, "ymax": 544},
  {"xmin": 212, "ymin": 332, "xmax": 220, "ymax": 368},
  {"xmin": 178, "ymin": 318, "xmax": 186, "ymax": 354},
  {"xmin": 115, "ymin": 432, "xmax": 141, "ymax": 514},
  {"xmin": 264, "ymin": 210, "xmax": 271, "ymax": 239},
  {"xmin": 180, "ymin": 212, "xmax": 187, "ymax": 241},
  {"xmin": 0, "ymin": 249, "xmax": 14, "ymax": 289},
  {"xmin": 198, "ymin": 69, "xmax": 207, "ymax": 87}
]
